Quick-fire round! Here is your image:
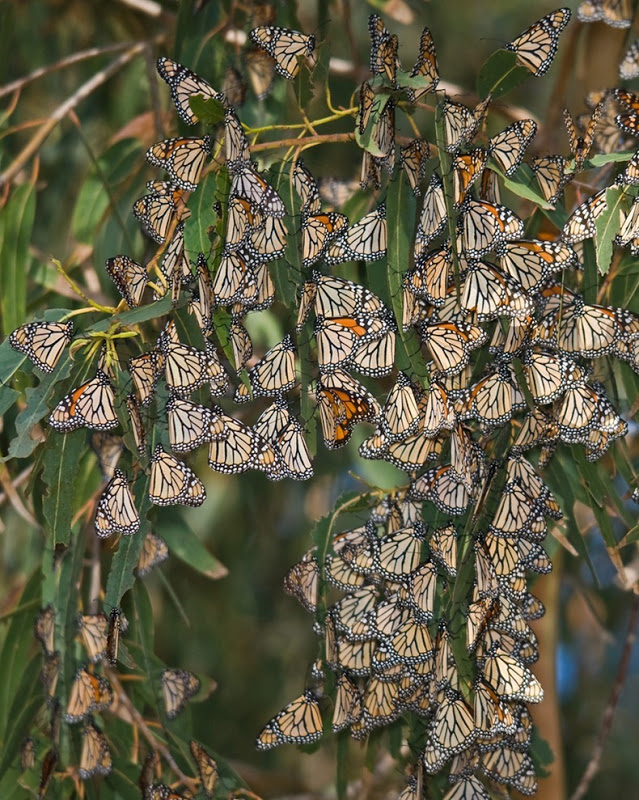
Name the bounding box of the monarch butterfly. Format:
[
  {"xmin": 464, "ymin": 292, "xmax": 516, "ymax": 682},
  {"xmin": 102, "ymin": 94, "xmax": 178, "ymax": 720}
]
[
  {"xmin": 107, "ymin": 607, "xmax": 126, "ymax": 667},
  {"xmin": 246, "ymin": 334, "xmax": 297, "ymax": 396},
  {"xmin": 137, "ymin": 532, "xmax": 169, "ymax": 577},
  {"xmin": 207, "ymin": 407, "xmax": 283, "ymax": 480},
  {"xmin": 564, "ymin": 102, "xmax": 603, "ymax": 170},
  {"xmin": 123, "ymin": 394, "xmax": 145, "ymax": 457},
  {"xmin": 228, "ymin": 316, "xmax": 253, "ymax": 372},
  {"xmin": 94, "ymin": 468, "xmax": 139, "ymax": 538},
  {"xmin": 248, "ymin": 26, "xmax": 315, "ymax": 80},
  {"xmin": 160, "ymin": 335, "xmax": 224, "ymax": 398},
  {"xmin": 146, "ymin": 785, "xmax": 191, "ymax": 800},
  {"xmin": 421, "ymin": 321, "xmax": 489, "ymax": 376},
  {"xmin": 460, "ymin": 200, "xmax": 524, "ymax": 257},
  {"xmin": 378, "ymin": 373, "xmax": 420, "ymax": 441},
  {"xmin": 400, "ymin": 139, "xmax": 430, "ymax": 195},
  {"xmin": 531, "ymin": 155, "xmax": 571, "ymax": 205},
  {"xmin": 616, "ymin": 150, "xmax": 639, "ymax": 186},
  {"xmin": 482, "ymin": 649, "xmax": 544, "ymax": 703},
  {"xmin": 307, "ymin": 272, "xmax": 386, "ymax": 320},
  {"xmin": 620, "ymin": 40, "xmax": 639, "ymax": 79},
  {"xmin": 615, "ymin": 196, "xmax": 639, "ymax": 252},
  {"xmin": 146, "ymin": 136, "xmax": 210, "ymax": 191},
  {"xmin": 374, "ymin": 523, "xmax": 426, "ymax": 579},
  {"xmin": 301, "ymin": 211, "xmax": 348, "ymax": 266},
  {"xmin": 552, "ymin": 296, "xmax": 619, "ymax": 356},
  {"xmin": 407, "ymin": 246, "xmax": 451, "ymax": 307},
  {"xmin": 425, "ymin": 465, "xmax": 473, "ymax": 516},
  {"xmin": 613, "ymin": 88, "xmax": 639, "ymax": 136},
  {"xmin": 66, "ymin": 668, "xmax": 113, "ymax": 723},
  {"xmin": 224, "ymin": 107, "xmax": 251, "ymax": 166},
  {"xmin": 129, "ymin": 349, "xmax": 163, "ymax": 407},
  {"xmin": 186, "ymin": 253, "xmax": 212, "ymax": 336},
  {"xmin": 293, "ymin": 158, "xmax": 321, "ymax": 214},
  {"xmin": 149, "ymin": 445, "xmax": 206, "ymax": 507},
  {"xmin": 156, "ymin": 57, "xmax": 224, "ymax": 124},
  {"xmin": 49, "ymin": 369, "xmax": 118, "ymax": 432},
  {"xmin": 506, "ymin": 8, "xmax": 571, "ymax": 77},
  {"xmin": 332, "ymin": 674, "xmax": 362, "ymax": 733},
  {"xmin": 431, "ymin": 524, "xmax": 458, "ymax": 577},
  {"xmin": 10, "ymin": 320, "xmax": 74, "ymax": 373},
  {"xmin": 316, "ymin": 369, "xmax": 381, "ymax": 449},
  {"xmin": 189, "ymin": 740, "xmax": 218, "ymax": 798},
  {"xmin": 488, "ymin": 119, "xmax": 537, "ymax": 176},
  {"xmin": 460, "ymin": 260, "xmax": 532, "ymax": 320},
  {"xmin": 20, "ymin": 737, "xmax": 35, "ymax": 771},
  {"xmin": 253, "ymin": 400, "xmax": 313, "ymax": 480},
  {"xmin": 284, "ymin": 553, "xmax": 319, "ymax": 611},
  {"xmin": 132, "ymin": 180, "xmax": 189, "ymax": 244},
  {"xmin": 139, "ymin": 751, "xmax": 161, "ymax": 796},
  {"xmin": 250, "ymin": 213, "xmax": 288, "ymax": 262},
  {"xmin": 578, "ymin": 0, "xmax": 633, "ymax": 27},
  {"xmin": 554, "ymin": 382, "xmax": 603, "ymax": 443},
  {"xmin": 162, "ymin": 668, "xmax": 200, "ymax": 719},
  {"xmin": 351, "ymin": 678, "xmax": 400, "ymax": 735},
  {"xmin": 35, "ymin": 606, "xmax": 55, "ymax": 655},
  {"xmin": 480, "ymin": 167, "xmax": 502, "ymax": 204},
  {"xmin": 466, "ymin": 367, "xmax": 526, "ymax": 427},
  {"xmin": 231, "ymin": 163, "xmax": 287, "ymax": 218},
  {"xmin": 246, "ymin": 48, "xmax": 275, "ymax": 100},
  {"xmin": 430, "ymin": 696, "xmax": 477, "ymax": 755},
  {"xmin": 442, "ymin": 777, "xmax": 491, "ymax": 800},
  {"xmin": 38, "ymin": 749, "xmax": 58, "ymax": 799},
  {"xmin": 498, "ymin": 238, "xmax": 577, "ymax": 293},
  {"xmin": 257, "ymin": 690, "xmax": 323, "ymax": 750},
  {"xmin": 409, "ymin": 26, "xmax": 439, "ymax": 97},
  {"xmin": 79, "ymin": 721, "xmax": 112, "ymax": 778},
  {"xmin": 90, "ymin": 432, "xmax": 123, "ymax": 481},
  {"xmin": 166, "ymin": 397, "xmax": 225, "ymax": 453},
  {"xmin": 105, "ymin": 255, "xmax": 147, "ymax": 308},
  {"xmin": 368, "ymin": 14, "xmax": 399, "ymax": 85},
  {"xmin": 562, "ymin": 188, "xmax": 608, "ymax": 243},
  {"xmin": 414, "ymin": 174, "xmax": 447, "ymax": 254},
  {"xmin": 452, "ymin": 149, "xmax": 487, "ymax": 208},
  {"xmin": 316, "ymin": 314, "xmax": 395, "ymax": 377},
  {"xmin": 325, "ymin": 204, "xmax": 387, "ymax": 264},
  {"xmin": 489, "ymin": 480, "xmax": 542, "ymax": 538}
]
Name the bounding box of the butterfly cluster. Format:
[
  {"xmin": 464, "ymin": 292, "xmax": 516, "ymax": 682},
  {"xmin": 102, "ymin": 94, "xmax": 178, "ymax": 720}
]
[{"xmin": 7, "ymin": 3, "xmax": 639, "ymax": 798}]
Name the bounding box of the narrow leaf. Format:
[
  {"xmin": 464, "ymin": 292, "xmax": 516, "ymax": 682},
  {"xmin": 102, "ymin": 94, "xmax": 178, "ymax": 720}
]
[
  {"xmin": 42, "ymin": 430, "xmax": 86, "ymax": 548},
  {"xmin": 477, "ymin": 49, "xmax": 530, "ymax": 99},
  {"xmin": 595, "ymin": 185, "xmax": 625, "ymax": 275},
  {"xmin": 161, "ymin": 521, "xmax": 228, "ymax": 580},
  {"xmin": 0, "ymin": 182, "xmax": 35, "ymax": 336}
]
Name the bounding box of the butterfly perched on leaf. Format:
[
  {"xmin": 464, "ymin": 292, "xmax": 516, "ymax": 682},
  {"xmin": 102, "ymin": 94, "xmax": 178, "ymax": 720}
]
[
  {"xmin": 157, "ymin": 57, "xmax": 224, "ymax": 124},
  {"xmin": 146, "ymin": 136, "xmax": 210, "ymax": 191},
  {"xmin": 149, "ymin": 445, "xmax": 206, "ymax": 507},
  {"xmin": 506, "ymin": 7, "xmax": 571, "ymax": 76},
  {"xmin": 162, "ymin": 668, "xmax": 201, "ymax": 719},
  {"xmin": 49, "ymin": 368, "xmax": 118, "ymax": 433},
  {"xmin": 531, "ymin": 155, "xmax": 571, "ymax": 205},
  {"xmin": 564, "ymin": 101, "xmax": 603, "ymax": 170},
  {"xmin": 10, "ymin": 320, "xmax": 73, "ymax": 373},
  {"xmin": 66, "ymin": 668, "xmax": 113, "ymax": 723},
  {"xmin": 248, "ymin": 26, "xmax": 315, "ymax": 80}
]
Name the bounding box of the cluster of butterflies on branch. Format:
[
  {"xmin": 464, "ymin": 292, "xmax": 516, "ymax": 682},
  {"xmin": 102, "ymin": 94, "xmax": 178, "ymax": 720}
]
[{"xmin": 8, "ymin": 1, "xmax": 639, "ymax": 797}]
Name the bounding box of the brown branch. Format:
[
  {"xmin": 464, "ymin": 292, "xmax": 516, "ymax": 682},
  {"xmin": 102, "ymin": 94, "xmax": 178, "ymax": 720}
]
[
  {"xmin": 0, "ymin": 43, "xmax": 148, "ymax": 188},
  {"xmin": 0, "ymin": 462, "xmax": 38, "ymax": 528},
  {"xmin": 570, "ymin": 592, "xmax": 639, "ymax": 800},
  {"xmin": 0, "ymin": 43, "xmax": 138, "ymax": 100},
  {"xmin": 250, "ymin": 132, "xmax": 355, "ymax": 153},
  {"xmin": 115, "ymin": 0, "xmax": 169, "ymax": 17},
  {"xmin": 106, "ymin": 668, "xmax": 199, "ymax": 793}
]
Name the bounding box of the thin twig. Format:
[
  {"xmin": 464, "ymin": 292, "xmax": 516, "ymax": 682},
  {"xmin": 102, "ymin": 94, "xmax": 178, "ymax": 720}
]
[
  {"xmin": 0, "ymin": 43, "xmax": 136, "ymax": 99},
  {"xmin": 0, "ymin": 462, "xmax": 38, "ymax": 528},
  {"xmin": 250, "ymin": 132, "xmax": 355, "ymax": 153},
  {"xmin": 115, "ymin": 0, "xmax": 168, "ymax": 17},
  {"xmin": 106, "ymin": 668, "xmax": 199, "ymax": 793},
  {"xmin": 0, "ymin": 464, "xmax": 33, "ymax": 508},
  {"xmin": 570, "ymin": 592, "xmax": 639, "ymax": 800},
  {"xmin": 143, "ymin": 42, "xmax": 165, "ymax": 140},
  {"xmin": 0, "ymin": 43, "xmax": 147, "ymax": 188}
]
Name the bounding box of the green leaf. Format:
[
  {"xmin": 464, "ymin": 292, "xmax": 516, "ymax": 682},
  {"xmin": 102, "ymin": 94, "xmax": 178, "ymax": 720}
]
[
  {"xmin": 497, "ymin": 164, "xmax": 555, "ymax": 210},
  {"xmin": 595, "ymin": 185, "xmax": 626, "ymax": 275},
  {"xmin": 183, "ymin": 171, "xmax": 218, "ymax": 255},
  {"xmin": 4, "ymin": 348, "xmax": 81, "ymax": 462},
  {"xmin": 41, "ymin": 430, "xmax": 86, "ymax": 549},
  {"xmin": 72, "ymin": 139, "xmax": 142, "ymax": 244},
  {"xmin": 188, "ymin": 94, "xmax": 225, "ymax": 126},
  {"xmin": 0, "ymin": 181, "xmax": 36, "ymax": 336},
  {"xmin": 385, "ymin": 171, "xmax": 430, "ymax": 385},
  {"xmin": 105, "ymin": 467, "xmax": 153, "ymax": 609},
  {"xmin": 336, "ymin": 734, "xmax": 349, "ymax": 800},
  {"xmin": 161, "ymin": 518, "xmax": 228, "ymax": 580},
  {"xmin": 477, "ymin": 49, "xmax": 531, "ymax": 99},
  {"xmin": 0, "ymin": 571, "xmax": 41, "ymax": 742},
  {"xmin": 0, "ymin": 656, "xmax": 43, "ymax": 780},
  {"xmin": 89, "ymin": 295, "xmax": 173, "ymax": 332},
  {"xmin": 355, "ymin": 93, "xmax": 392, "ymax": 157}
]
